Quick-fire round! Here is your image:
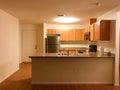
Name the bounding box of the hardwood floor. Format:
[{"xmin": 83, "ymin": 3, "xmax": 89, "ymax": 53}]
[
  {"xmin": 0, "ymin": 63, "xmax": 31, "ymax": 90},
  {"xmin": 0, "ymin": 63, "xmax": 120, "ymax": 90}
]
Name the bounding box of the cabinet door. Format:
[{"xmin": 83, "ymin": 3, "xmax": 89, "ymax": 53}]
[
  {"xmin": 75, "ymin": 30, "xmax": 82, "ymax": 40},
  {"xmin": 89, "ymin": 24, "xmax": 95, "ymax": 41},
  {"xmin": 59, "ymin": 30, "xmax": 75, "ymax": 41},
  {"xmin": 89, "ymin": 23, "xmax": 100, "ymax": 41},
  {"xmin": 47, "ymin": 29, "xmax": 56, "ymax": 34},
  {"xmin": 47, "ymin": 29, "xmax": 86, "ymax": 41},
  {"xmin": 66, "ymin": 30, "xmax": 75, "ymax": 41},
  {"xmin": 88, "ymin": 20, "xmax": 110, "ymax": 41},
  {"xmin": 55, "ymin": 29, "xmax": 67, "ymax": 41},
  {"xmin": 75, "ymin": 29, "xmax": 87, "ymax": 40},
  {"xmin": 94, "ymin": 23, "xmax": 100, "ymax": 40},
  {"xmin": 100, "ymin": 20, "xmax": 110, "ymax": 40}
]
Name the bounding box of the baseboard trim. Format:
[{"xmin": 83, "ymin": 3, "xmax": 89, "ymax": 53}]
[
  {"xmin": 0, "ymin": 67, "xmax": 19, "ymax": 83},
  {"xmin": 32, "ymin": 81, "xmax": 113, "ymax": 85}
]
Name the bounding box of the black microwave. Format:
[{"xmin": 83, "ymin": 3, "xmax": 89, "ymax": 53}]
[{"xmin": 84, "ymin": 32, "xmax": 90, "ymax": 40}]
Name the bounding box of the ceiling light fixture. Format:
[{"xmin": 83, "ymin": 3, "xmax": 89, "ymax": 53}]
[{"xmin": 54, "ymin": 15, "xmax": 79, "ymax": 23}]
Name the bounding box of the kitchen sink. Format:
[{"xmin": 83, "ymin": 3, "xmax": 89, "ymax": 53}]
[{"xmin": 57, "ymin": 53, "xmax": 79, "ymax": 56}]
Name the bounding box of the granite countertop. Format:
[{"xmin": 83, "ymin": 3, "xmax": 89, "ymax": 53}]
[
  {"xmin": 60, "ymin": 47, "xmax": 88, "ymax": 50},
  {"xmin": 29, "ymin": 52, "xmax": 115, "ymax": 58}
]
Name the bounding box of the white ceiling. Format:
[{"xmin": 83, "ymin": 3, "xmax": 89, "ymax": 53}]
[{"xmin": 0, "ymin": 0, "xmax": 120, "ymax": 25}]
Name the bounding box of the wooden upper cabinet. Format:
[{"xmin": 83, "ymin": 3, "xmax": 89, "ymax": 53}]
[
  {"xmin": 47, "ymin": 29, "xmax": 56, "ymax": 34},
  {"xmin": 100, "ymin": 20, "xmax": 110, "ymax": 40},
  {"xmin": 94, "ymin": 22, "xmax": 100, "ymax": 40},
  {"xmin": 75, "ymin": 30, "xmax": 82, "ymax": 40},
  {"xmin": 89, "ymin": 22, "xmax": 100, "ymax": 41},
  {"xmin": 66, "ymin": 30, "xmax": 75, "ymax": 41},
  {"xmin": 89, "ymin": 20, "xmax": 111, "ymax": 41},
  {"xmin": 58, "ymin": 30, "xmax": 68, "ymax": 41},
  {"xmin": 75, "ymin": 29, "xmax": 87, "ymax": 40},
  {"xmin": 46, "ymin": 29, "xmax": 87, "ymax": 41},
  {"xmin": 90, "ymin": 18, "xmax": 97, "ymax": 25}
]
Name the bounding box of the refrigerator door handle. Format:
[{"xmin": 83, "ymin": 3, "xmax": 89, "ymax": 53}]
[{"xmin": 46, "ymin": 38, "xmax": 48, "ymax": 53}]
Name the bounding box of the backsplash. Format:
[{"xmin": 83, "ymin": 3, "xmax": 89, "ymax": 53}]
[
  {"xmin": 60, "ymin": 40, "xmax": 115, "ymax": 53},
  {"xmin": 60, "ymin": 41, "xmax": 93, "ymax": 50}
]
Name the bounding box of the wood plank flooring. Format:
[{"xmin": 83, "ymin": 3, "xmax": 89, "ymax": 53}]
[
  {"xmin": 0, "ymin": 63, "xmax": 120, "ymax": 90},
  {"xmin": 0, "ymin": 63, "xmax": 31, "ymax": 90}
]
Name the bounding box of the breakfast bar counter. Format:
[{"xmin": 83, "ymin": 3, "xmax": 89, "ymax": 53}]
[
  {"xmin": 29, "ymin": 52, "xmax": 115, "ymax": 58},
  {"xmin": 30, "ymin": 53, "xmax": 115, "ymax": 85}
]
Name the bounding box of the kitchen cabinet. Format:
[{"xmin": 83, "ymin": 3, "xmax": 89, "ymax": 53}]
[
  {"xmin": 66, "ymin": 30, "xmax": 75, "ymax": 40},
  {"xmin": 89, "ymin": 20, "xmax": 110, "ymax": 41},
  {"xmin": 54, "ymin": 29, "xmax": 75, "ymax": 41},
  {"xmin": 75, "ymin": 29, "xmax": 87, "ymax": 40},
  {"xmin": 47, "ymin": 29, "xmax": 56, "ymax": 34},
  {"xmin": 89, "ymin": 18, "xmax": 97, "ymax": 25},
  {"xmin": 47, "ymin": 29, "xmax": 87, "ymax": 41},
  {"xmin": 31, "ymin": 55, "xmax": 115, "ymax": 85},
  {"xmin": 94, "ymin": 22, "xmax": 100, "ymax": 40},
  {"xmin": 57, "ymin": 30, "xmax": 71, "ymax": 41},
  {"xmin": 100, "ymin": 20, "xmax": 110, "ymax": 40},
  {"xmin": 89, "ymin": 24, "xmax": 95, "ymax": 40}
]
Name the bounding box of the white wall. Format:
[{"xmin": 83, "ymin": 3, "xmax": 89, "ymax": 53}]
[{"xmin": 0, "ymin": 9, "xmax": 20, "ymax": 83}]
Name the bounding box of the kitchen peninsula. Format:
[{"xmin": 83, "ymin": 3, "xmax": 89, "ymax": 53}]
[{"xmin": 30, "ymin": 52, "xmax": 115, "ymax": 85}]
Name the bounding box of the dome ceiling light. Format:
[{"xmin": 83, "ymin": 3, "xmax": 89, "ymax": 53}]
[{"xmin": 54, "ymin": 14, "xmax": 79, "ymax": 23}]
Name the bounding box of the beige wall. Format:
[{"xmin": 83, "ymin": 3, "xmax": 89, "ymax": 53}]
[{"xmin": 0, "ymin": 9, "xmax": 20, "ymax": 83}]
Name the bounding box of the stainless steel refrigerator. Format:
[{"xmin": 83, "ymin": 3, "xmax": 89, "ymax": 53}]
[{"xmin": 46, "ymin": 34, "xmax": 60, "ymax": 53}]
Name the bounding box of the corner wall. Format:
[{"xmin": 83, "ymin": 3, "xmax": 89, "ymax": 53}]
[
  {"xmin": 36, "ymin": 23, "xmax": 46, "ymax": 53},
  {"xmin": 96, "ymin": 6, "xmax": 120, "ymax": 53},
  {"xmin": 0, "ymin": 9, "xmax": 20, "ymax": 83},
  {"xmin": 97, "ymin": 6, "xmax": 120, "ymax": 86}
]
